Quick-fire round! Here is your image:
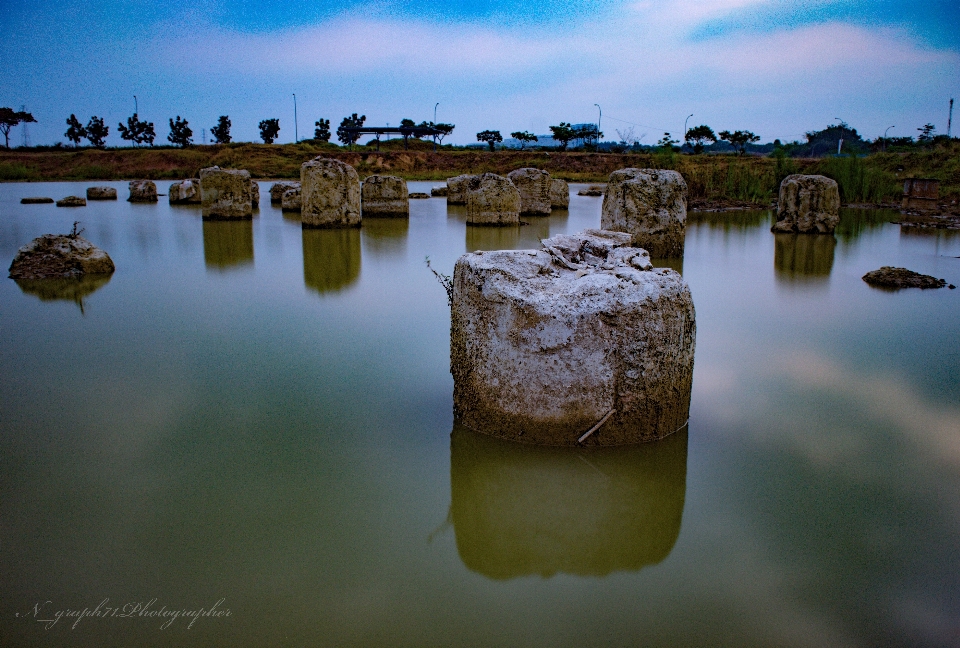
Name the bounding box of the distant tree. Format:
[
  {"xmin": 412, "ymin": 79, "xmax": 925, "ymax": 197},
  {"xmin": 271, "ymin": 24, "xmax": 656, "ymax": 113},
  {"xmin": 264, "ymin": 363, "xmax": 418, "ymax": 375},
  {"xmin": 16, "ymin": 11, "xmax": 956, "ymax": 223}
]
[
  {"xmin": 65, "ymin": 114, "xmax": 86, "ymax": 147},
  {"xmin": 433, "ymin": 123, "xmax": 455, "ymax": 145},
  {"xmin": 616, "ymin": 126, "xmax": 643, "ymax": 147},
  {"xmin": 476, "ymin": 129, "xmax": 503, "ymax": 152},
  {"xmin": 314, "ymin": 118, "xmax": 331, "ymax": 142},
  {"xmin": 167, "ymin": 116, "xmax": 193, "ymax": 147},
  {"xmin": 574, "ymin": 124, "xmax": 602, "ymax": 147},
  {"xmin": 211, "ymin": 115, "xmax": 231, "ymax": 144},
  {"xmin": 917, "ymin": 123, "xmax": 936, "ymax": 143},
  {"xmin": 0, "ymin": 107, "xmax": 36, "ymax": 149},
  {"xmin": 718, "ymin": 129, "xmax": 760, "ymax": 155},
  {"xmin": 118, "ymin": 113, "xmax": 155, "ymax": 147},
  {"xmin": 684, "ymin": 125, "xmax": 716, "ymax": 154},
  {"xmin": 511, "ymin": 131, "xmax": 538, "ymax": 150},
  {"xmin": 657, "ymin": 132, "xmax": 679, "ymax": 150},
  {"xmin": 398, "ymin": 118, "xmax": 418, "ymax": 147},
  {"xmin": 85, "ymin": 116, "xmax": 109, "ymax": 149},
  {"xmin": 259, "ymin": 118, "xmax": 280, "ymax": 144},
  {"xmin": 337, "ymin": 113, "xmax": 366, "ymax": 148},
  {"xmin": 549, "ymin": 122, "xmax": 576, "ymax": 151}
]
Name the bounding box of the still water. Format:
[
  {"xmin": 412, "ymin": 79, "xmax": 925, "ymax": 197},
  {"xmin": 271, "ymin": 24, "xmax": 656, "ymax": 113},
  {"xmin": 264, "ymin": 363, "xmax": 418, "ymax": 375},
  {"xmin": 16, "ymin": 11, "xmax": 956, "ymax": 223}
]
[{"xmin": 1, "ymin": 181, "xmax": 958, "ymax": 647}]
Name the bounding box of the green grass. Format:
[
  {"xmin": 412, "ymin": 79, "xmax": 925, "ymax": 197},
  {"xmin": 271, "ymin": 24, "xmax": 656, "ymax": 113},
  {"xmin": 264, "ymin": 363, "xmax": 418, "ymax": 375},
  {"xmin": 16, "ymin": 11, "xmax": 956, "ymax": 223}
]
[
  {"xmin": 0, "ymin": 162, "xmax": 40, "ymax": 180},
  {"xmin": 818, "ymin": 155, "xmax": 901, "ymax": 203}
]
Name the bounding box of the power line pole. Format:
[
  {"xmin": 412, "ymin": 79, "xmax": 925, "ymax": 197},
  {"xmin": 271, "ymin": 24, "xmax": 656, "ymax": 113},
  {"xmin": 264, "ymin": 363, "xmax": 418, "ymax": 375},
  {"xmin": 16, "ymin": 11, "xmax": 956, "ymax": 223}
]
[
  {"xmin": 293, "ymin": 94, "xmax": 298, "ymax": 143},
  {"xmin": 20, "ymin": 105, "xmax": 29, "ymax": 147},
  {"xmin": 949, "ymin": 98, "xmax": 954, "ymax": 138}
]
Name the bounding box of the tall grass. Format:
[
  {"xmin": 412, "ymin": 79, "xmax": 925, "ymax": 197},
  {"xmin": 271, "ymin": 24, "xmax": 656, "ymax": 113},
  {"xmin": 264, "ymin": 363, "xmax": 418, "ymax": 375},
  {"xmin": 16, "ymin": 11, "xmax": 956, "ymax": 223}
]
[
  {"xmin": 818, "ymin": 155, "xmax": 901, "ymax": 203},
  {"xmin": 0, "ymin": 162, "xmax": 39, "ymax": 181}
]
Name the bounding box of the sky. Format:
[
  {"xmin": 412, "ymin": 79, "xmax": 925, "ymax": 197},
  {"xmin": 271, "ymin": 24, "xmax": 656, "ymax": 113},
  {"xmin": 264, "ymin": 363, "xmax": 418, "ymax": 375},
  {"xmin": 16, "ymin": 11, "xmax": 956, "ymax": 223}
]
[{"xmin": 2, "ymin": 0, "xmax": 958, "ymax": 146}]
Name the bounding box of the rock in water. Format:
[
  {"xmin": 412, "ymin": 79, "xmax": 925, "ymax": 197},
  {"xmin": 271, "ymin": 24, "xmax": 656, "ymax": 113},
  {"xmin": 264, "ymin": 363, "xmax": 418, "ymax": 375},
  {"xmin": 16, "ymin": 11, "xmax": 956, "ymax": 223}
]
[
  {"xmin": 431, "ymin": 185, "xmax": 448, "ymax": 197},
  {"xmin": 200, "ymin": 167, "xmax": 253, "ymax": 219},
  {"xmin": 601, "ymin": 169, "xmax": 687, "ymax": 258},
  {"xmin": 550, "ymin": 178, "xmax": 570, "ymax": 209},
  {"xmin": 270, "ymin": 181, "xmax": 300, "ymax": 203},
  {"xmin": 447, "ymin": 174, "xmax": 478, "ymax": 205},
  {"xmin": 168, "ymin": 179, "xmax": 201, "ymax": 204},
  {"xmin": 772, "ymin": 174, "xmax": 840, "ymax": 234},
  {"xmin": 281, "ymin": 187, "xmax": 302, "ymax": 212},
  {"xmin": 578, "ymin": 185, "xmax": 604, "ymax": 197},
  {"xmin": 56, "ymin": 196, "xmax": 86, "ymax": 207},
  {"xmin": 862, "ymin": 266, "xmax": 950, "ymax": 290},
  {"xmin": 300, "ymin": 157, "xmax": 361, "ymax": 228},
  {"xmin": 21, "ymin": 197, "xmax": 54, "ymax": 204},
  {"xmin": 128, "ymin": 180, "xmax": 158, "ymax": 203},
  {"xmin": 409, "ymin": 192, "xmax": 430, "ymax": 199},
  {"xmin": 86, "ymin": 187, "xmax": 117, "ymax": 201},
  {"xmin": 466, "ymin": 173, "xmax": 521, "ymax": 226},
  {"xmin": 8, "ymin": 233, "xmax": 115, "ymax": 279},
  {"xmin": 250, "ymin": 180, "xmax": 260, "ymax": 208},
  {"xmin": 451, "ymin": 229, "xmax": 696, "ymax": 446},
  {"xmin": 362, "ymin": 175, "xmax": 409, "ymax": 217},
  {"xmin": 507, "ymin": 168, "xmax": 552, "ymax": 215}
]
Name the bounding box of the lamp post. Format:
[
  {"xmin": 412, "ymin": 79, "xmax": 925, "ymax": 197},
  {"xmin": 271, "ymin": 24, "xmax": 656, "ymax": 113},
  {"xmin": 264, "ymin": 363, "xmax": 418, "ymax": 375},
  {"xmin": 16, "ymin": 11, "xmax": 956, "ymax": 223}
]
[
  {"xmin": 883, "ymin": 125, "xmax": 895, "ymax": 152},
  {"xmin": 133, "ymin": 95, "xmax": 138, "ymax": 115},
  {"xmin": 434, "ymin": 102, "xmax": 439, "ymax": 151},
  {"xmin": 684, "ymin": 113, "xmax": 693, "ymax": 151},
  {"xmin": 293, "ymin": 94, "xmax": 298, "ymax": 143},
  {"xmin": 594, "ymin": 103, "xmax": 601, "ymax": 148},
  {"xmin": 835, "ymin": 117, "xmax": 845, "ymax": 155}
]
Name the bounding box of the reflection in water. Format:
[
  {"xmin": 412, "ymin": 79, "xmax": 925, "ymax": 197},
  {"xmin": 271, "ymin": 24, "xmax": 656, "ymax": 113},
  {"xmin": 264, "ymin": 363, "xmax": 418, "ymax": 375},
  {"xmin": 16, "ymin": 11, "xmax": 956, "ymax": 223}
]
[
  {"xmin": 14, "ymin": 274, "xmax": 113, "ymax": 313},
  {"xmin": 652, "ymin": 256, "xmax": 684, "ymax": 275},
  {"xmin": 687, "ymin": 209, "xmax": 772, "ymax": 232},
  {"xmin": 517, "ymin": 217, "xmax": 551, "ymax": 249},
  {"xmin": 774, "ymin": 233, "xmax": 836, "ymax": 282},
  {"xmin": 361, "ymin": 217, "xmax": 409, "ymax": 258},
  {"xmin": 302, "ymin": 228, "xmax": 361, "ymax": 294},
  {"xmin": 203, "ymin": 220, "xmax": 254, "ymax": 270},
  {"xmin": 466, "ymin": 224, "xmax": 520, "ymax": 252},
  {"xmin": 450, "ymin": 422, "xmax": 687, "ymax": 580},
  {"xmin": 834, "ymin": 208, "xmax": 899, "ymax": 243}
]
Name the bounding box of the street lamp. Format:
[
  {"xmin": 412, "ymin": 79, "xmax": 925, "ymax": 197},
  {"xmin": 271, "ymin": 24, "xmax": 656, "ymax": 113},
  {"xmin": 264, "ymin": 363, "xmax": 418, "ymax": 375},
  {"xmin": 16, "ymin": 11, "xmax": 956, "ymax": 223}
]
[
  {"xmin": 835, "ymin": 117, "xmax": 845, "ymax": 155},
  {"xmin": 684, "ymin": 114, "xmax": 693, "ymax": 150},
  {"xmin": 133, "ymin": 95, "xmax": 138, "ymax": 115},
  {"xmin": 883, "ymin": 125, "xmax": 895, "ymax": 152},
  {"xmin": 594, "ymin": 103, "xmax": 601, "ymax": 148},
  {"xmin": 434, "ymin": 102, "xmax": 439, "ymax": 151},
  {"xmin": 293, "ymin": 94, "xmax": 298, "ymax": 143}
]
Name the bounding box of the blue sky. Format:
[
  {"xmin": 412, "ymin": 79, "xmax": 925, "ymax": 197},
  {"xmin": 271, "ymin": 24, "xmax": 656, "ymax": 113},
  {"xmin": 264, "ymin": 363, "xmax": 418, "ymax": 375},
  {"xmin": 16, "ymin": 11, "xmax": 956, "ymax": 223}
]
[{"xmin": 3, "ymin": 0, "xmax": 958, "ymax": 146}]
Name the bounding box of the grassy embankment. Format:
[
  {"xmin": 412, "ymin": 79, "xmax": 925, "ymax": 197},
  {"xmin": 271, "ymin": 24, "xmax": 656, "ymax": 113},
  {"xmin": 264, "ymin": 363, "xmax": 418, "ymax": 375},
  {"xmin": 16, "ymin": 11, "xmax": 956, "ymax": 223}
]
[{"xmin": 2, "ymin": 139, "xmax": 957, "ymax": 206}]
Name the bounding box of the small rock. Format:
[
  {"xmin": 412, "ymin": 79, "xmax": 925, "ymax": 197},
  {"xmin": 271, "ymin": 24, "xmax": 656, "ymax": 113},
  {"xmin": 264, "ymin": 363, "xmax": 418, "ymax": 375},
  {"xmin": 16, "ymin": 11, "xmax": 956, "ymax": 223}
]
[
  {"xmin": 430, "ymin": 185, "xmax": 448, "ymax": 197},
  {"xmin": 56, "ymin": 196, "xmax": 86, "ymax": 207},
  {"xmin": 86, "ymin": 187, "xmax": 117, "ymax": 200},
  {"xmin": 128, "ymin": 180, "xmax": 158, "ymax": 203},
  {"xmin": 270, "ymin": 181, "xmax": 300, "ymax": 203},
  {"xmin": 169, "ymin": 179, "xmax": 201, "ymax": 204},
  {"xmin": 281, "ymin": 187, "xmax": 302, "ymax": 212},
  {"xmin": 862, "ymin": 267, "xmax": 948, "ymax": 290},
  {"xmin": 20, "ymin": 197, "xmax": 54, "ymax": 204},
  {"xmin": 578, "ymin": 185, "xmax": 605, "ymax": 197},
  {"xmin": 8, "ymin": 233, "xmax": 115, "ymax": 280},
  {"xmin": 409, "ymin": 192, "xmax": 430, "ymax": 199}
]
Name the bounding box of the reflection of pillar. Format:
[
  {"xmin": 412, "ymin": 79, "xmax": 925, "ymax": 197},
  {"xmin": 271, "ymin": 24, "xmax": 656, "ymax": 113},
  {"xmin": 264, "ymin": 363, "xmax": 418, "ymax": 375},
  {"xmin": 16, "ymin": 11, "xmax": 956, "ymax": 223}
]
[
  {"xmin": 202, "ymin": 220, "xmax": 254, "ymax": 270},
  {"xmin": 361, "ymin": 216, "xmax": 409, "ymax": 258},
  {"xmin": 465, "ymin": 224, "xmax": 519, "ymax": 252},
  {"xmin": 450, "ymin": 423, "xmax": 688, "ymax": 580},
  {"xmin": 516, "ymin": 216, "xmax": 551, "ymax": 250},
  {"xmin": 302, "ymin": 227, "xmax": 361, "ymax": 294},
  {"xmin": 14, "ymin": 275, "xmax": 113, "ymax": 313},
  {"xmin": 774, "ymin": 233, "xmax": 835, "ymax": 282}
]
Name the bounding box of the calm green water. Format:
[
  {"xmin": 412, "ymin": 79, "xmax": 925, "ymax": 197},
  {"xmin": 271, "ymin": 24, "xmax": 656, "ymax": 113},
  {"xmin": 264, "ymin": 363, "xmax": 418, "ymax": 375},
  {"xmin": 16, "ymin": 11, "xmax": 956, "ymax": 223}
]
[{"xmin": 1, "ymin": 181, "xmax": 958, "ymax": 647}]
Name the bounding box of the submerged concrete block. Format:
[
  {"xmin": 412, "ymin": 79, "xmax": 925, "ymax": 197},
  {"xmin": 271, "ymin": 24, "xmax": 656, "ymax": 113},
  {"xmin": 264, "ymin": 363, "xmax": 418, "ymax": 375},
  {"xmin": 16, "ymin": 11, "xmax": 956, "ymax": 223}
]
[
  {"xmin": 447, "ymin": 174, "xmax": 478, "ymax": 205},
  {"xmin": 466, "ymin": 173, "xmax": 521, "ymax": 226},
  {"xmin": 300, "ymin": 157, "xmax": 361, "ymax": 228},
  {"xmin": 169, "ymin": 179, "xmax": 201, "ymax": 204},
  {"xmin": 451, "ymin": 229, "xmax": 695, "ymax": 446},
  {"xmin": 507, "ymin": 168, "xmax": 552, "ymax": 215},
  {"xmin": 200, "ymin": 167, "xmax": 253, "ymax": 219},
  {"xmin": 250, "ymin": 180, "xmax": 259, "ymax": 208},
  {"xmin": 128, "ymin": 180, "xmax": 158, "ymax": 203},
  {"xmin": 270, "ymin": 181, "xmax": 300, "ymax": 203},
  {"xmin": 86, "ymin": 187, "xmax": 117, "ymax": 201},
  {"xmin": 772, "ymin": 174, "xmax": 840, "ymax": 234},
  {"xmin": 549, "ymin": 178, "xmax": 570, "ymax": 209},
  {"xmin": 601, "ymin": 168, "xmax": 687, "ymax": 257},
  {"xmin": 281, "ymin": 187, "xmax": 302, "ymax": 212},
  {"xmin": 362, "ymin": 175, "xmax": 409, "ymax": 217}
]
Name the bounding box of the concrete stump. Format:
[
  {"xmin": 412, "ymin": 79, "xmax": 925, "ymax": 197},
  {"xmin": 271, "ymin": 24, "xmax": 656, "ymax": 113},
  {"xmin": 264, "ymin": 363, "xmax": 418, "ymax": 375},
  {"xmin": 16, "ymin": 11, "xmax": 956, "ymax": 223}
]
[
  {"xmin": 447, "ymin": 174, "xmax": 478, "ymax": 205},
  {"xmin": 86, "ymin": 187, "xmax": 117, "ymax": 201},
  {"xmin": 9, "ymin": 234, "xmax": 115, "ymax": 279},
  {"xmin": 601, "ymin": 169, "xmax": 687, "ymax": 258},
  {"xmin": 56, "ymin": 196, "xmax": 86, "ymax": 207},
  {"xmin": 281, "ymin": 188, "xmax": 302, "ymax": 212},
  {"xmin": 169, "ymin": 179, "xmax": 201, "ymax": 204},
  {"xmin": 200, "ymin": 167, "xmax": 253, "ymax": 219},
  {"xmin": 550, "ymin": 178, "xmax": 570, "ymax": 209},
  {"xmin": 362, "ymin": 175, "xmax": 409, "ymax": 217},
  {"xmin": 250, "ymin": 180, "xmax": 259, "ymax": 208},
  {"xmin": 507, "ymin": 168, "xmax": 552, "ymax": 215},
  {"xmin": 466, "ymin": 173, "xmax": 521, "ymax": 226},
  {"xmin": 300, "ymin": 157, "xmax": 361, "ymax": 228},
  {"xmin": 128, "ymin": 180, "xmax": 158, "ymax": 203},
  {"xmin": 451, "ymin": 229, "xmax": 696, "ymax": 446},
  {"xmin": 772, "ymin": 174, "xmax": 840, "ymax": 234},
  {"xmin": 270, "ymin": 181, "xmax": 300, "ymax": 204},
  {"xmin": 431, "ymin": 185, "xmax": 448, "ymax": 197}
]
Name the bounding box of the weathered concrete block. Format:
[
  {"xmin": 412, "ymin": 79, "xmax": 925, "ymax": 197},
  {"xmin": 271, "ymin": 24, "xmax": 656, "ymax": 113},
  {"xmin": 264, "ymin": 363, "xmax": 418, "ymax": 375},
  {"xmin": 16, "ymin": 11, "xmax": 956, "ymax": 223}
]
[
  {"xmin": 772, "ymin": 174, "xmax": 840, "ymax": 234},
  {"xmin": 550, "ymin": 178, "xmax": 570, "ymax": 209},
  {"xmin": 56, "ymin": 196, "xmax": 86, "ymax": 207},
  {"xmin": 9, "ymin": 234, "xmax": 115, "ymax": 279},
  {"xmin": 20, "ymin": 197, "xmax": 54, "ymax": 204},
  {"xmin": 169, "ymin": 179, "xmax": 201, "ymax": 204},
  {"xmin": 466, "ymin": 173, "xmax": 521, "ymax": 226},
  {"xmin": 362, "ymin": 175, "xmax": 409, "ymax": 217},
  {"xmin": 431, "ymin": 185, "xmax": 448, "ymax": 197},
  {"xmin": 250, "ymin": 180, "xmax": 259, "ymax": 208},
  {"xmin": 300, "ymin": 157, "xmax": 361, "ymax": 228},
  {"xmin": 507, "ymin": 168, "xmax": 552, "ymax": 215},
  {"xmin": 447, "ymin": 174, "xmax": 478, "ymax": 205},
  {"xmin": 281, "ymin": 187, "xmax": 302, "ymax": 212},
  {"xmin": 270, "ymin": 181, "xmax": 300, "ymax": 203},
  {"xmin": 128, "ymin": 180, "xmax": 158, "ymax": 203},
  {"xmin": 601, "ymin": 168, "xmax": 687, "ymax": 257},
  {"xmin": 200, "ymin": 167, "xmax": 253, "ymax": 219},
  {"xmin": 86, "ymin": 187, "xmax": 117, "ymax": 200},
  {"xmin": 451, "ymin": 229, "xmax": 696, "ymax": 446}
]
